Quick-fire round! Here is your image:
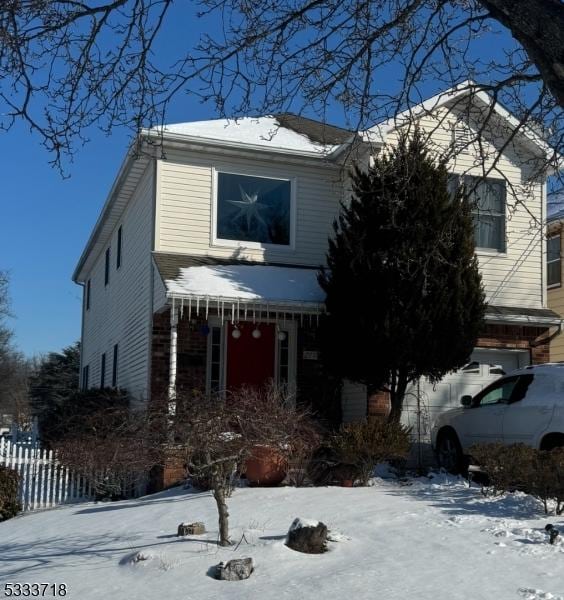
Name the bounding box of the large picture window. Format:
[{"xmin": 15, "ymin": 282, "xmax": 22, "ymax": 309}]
[
  {"xmin": 216, "ymin": 172, "xmax": 292, "ymax": 246},
  {"xmin": 464, "ymin": 176, "xmax": 506, "ymax": 252}
]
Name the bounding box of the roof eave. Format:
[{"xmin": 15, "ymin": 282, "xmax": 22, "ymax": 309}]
[
  {"xmin": 143, "ymin": 128, "xmax": 344, "ymax": 160},
  {"xmin": 485, "ymin": 312, "xmax": 563, "ymax": 328},
  {"xmin": 165, "ymin": 291, "xmax": 324, "ymax": 314}
]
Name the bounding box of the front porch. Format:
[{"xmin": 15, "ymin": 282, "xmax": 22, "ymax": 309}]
[{"xmin": 150, "ymin": 257, "xmax": 342, "ymax": 424}]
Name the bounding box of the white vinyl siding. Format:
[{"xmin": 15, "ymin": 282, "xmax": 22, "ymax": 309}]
[
  {"xmin": 80, "ymin": 164, "xmax": 154, "ymax": 400},
  {"xmin": 386, "ymin": 105, "xmax": 544, "ymax": 310},
  {"xmin": 341, "ymin": 380, "xmax": 367, "ymax": 423},
  {"xmin": 156, "ymin": 148, "xmax": 344, "ymax": 266}
]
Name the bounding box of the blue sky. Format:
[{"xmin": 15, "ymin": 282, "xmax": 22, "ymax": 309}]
[
  {"xmin": 0, "ymin": 103, "xmax": 216, "ymax": 357},
  {"xmin": 0, "ymin": 6, "xmax": 537, "ymax": 357}
]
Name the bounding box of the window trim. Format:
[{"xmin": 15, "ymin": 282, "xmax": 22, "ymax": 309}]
[
  {"xmin": 211, "ymin": 168, "xmax": 297, "ymax": 251},
  {"xmin": 104, "ymin": 247, "xmax": 111, "ymax": 286},
  {"xmin": 86, "ymin": 279, "xmax": 91, "ymax": 311},
  {"xmin": 116, "ymin": 226, "xmax": 122, "ymax": 270},
  {"xmin": 464, "ymin": 175, "xmax": 507, "ymax": 253},
  {"xmin": 547, "ymin": 233, "xmax": 562, "ymax": 289}
]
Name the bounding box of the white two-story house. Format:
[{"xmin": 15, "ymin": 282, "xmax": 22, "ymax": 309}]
[{"xmin": 73, "ymin": 83, "xmax": 561, "ymax": 433}]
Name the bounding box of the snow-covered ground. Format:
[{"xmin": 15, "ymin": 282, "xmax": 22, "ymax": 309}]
[{"xmin": 3, "ymin": 473, "xmax": 564, "ymax": 600}]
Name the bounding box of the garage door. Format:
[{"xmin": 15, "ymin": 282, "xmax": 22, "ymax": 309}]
[{"xmin": 402, "ymin": 348, "xmax": 530, "ymax": 439}]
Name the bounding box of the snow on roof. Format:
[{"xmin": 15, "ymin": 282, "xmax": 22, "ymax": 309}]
[
  {"xmin": 165, "ymin": 264, "xmax": 325, "ymax": 307},
  {"xmin": 155, "ymin": 116, "xmax": 340, "ymax": 155}
]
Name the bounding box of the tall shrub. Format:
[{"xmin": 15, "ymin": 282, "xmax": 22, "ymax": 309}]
[{"xmin": 319, "ymin": 131, "xmax": 486, "ymax": 422}]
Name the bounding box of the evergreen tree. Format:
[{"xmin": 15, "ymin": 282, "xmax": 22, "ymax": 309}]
[
  {"xmin": 29, "ymin": 342, "xmax": 80, "ymax": 439},
  {"xmin": 319, "ymin": 131, "xmax": 486, "ymax": 422}
]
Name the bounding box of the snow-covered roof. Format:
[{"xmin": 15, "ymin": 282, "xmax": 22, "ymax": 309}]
[
  {"xmin": 164, "ymin": 264, "xmax": 325, "ymax": 312},
  {"xmin": 150, "ymin": 116, "xmax": 346, "ymax": 156}
]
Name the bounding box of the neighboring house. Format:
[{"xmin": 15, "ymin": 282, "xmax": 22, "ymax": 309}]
[
  {"xmin": 73, "ymin": 83, "xmax": 561, "ymax": 437},
  {"xmin": 547, "ymin": 192, "xmax": 564, "ymax": 361}
]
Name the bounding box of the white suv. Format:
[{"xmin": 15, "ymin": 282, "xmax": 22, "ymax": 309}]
[{"xmin": 431, "ymin": 364, "xmax": 564, "ymax": 473}]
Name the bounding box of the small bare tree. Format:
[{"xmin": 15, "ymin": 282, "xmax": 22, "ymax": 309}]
[{"xmin": 176, "ymin": 384, "xmax": 320, "ymax": 547}]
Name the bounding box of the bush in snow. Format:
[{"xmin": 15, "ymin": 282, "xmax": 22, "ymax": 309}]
[
  {"xmin": 470, "ymin": 443, "xmax": 536, "ymax": 497},
  {"xmin": 330, "ymin": 419, "xmax": 411, "ymax": 486},
  {"xmin": 54, "ymin": 397, "xmax": 161, "ymax": 500},
  {"xmin": 0, "ymin": 466, "xmax": 21, "ymax": 521},
  {"xmin": 471, "ymin": 443, "xmax": 564, "ymax": 514}
]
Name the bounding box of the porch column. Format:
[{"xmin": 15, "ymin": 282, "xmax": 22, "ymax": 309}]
[{"xmin": 168, "ymin": 302, "xmax": 178, "ymax": 417}]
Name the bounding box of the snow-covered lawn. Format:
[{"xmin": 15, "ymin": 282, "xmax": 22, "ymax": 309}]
[{"xmin": 2, "ymin": 474, "xmax": 564, "ymax": 600}]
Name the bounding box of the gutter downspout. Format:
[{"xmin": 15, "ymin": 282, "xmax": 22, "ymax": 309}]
[
  {"xmin": 168, "ymin": 298, "xmax": 178, "ymax": 417},
  {"xmin": 146, "ymin": 155, "xmax": 158, "ymax": 404},
  {"xmin": 531, "ymin": 321, "xmax": 564, "ymax": 348},
  {"xmin": 541, "ymin": 181, "xmax": 547, "ymax": 309}
]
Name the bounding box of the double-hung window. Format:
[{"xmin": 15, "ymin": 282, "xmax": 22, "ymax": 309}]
[
  {"xmin": 548, "ymin": 234, "xmax": 562, "ymax": 287},
  {"xmin": 105, "ymin": 247, "xmax": 110, "ymax": 285},
  {"xmin": 462, "ymin": 176, "xmax": 506, "ymax": 252},
  {"xmin": 116, "ymin": 226, "xmax": 123, "ymax": 269},
  {"xmin": 86, "ymin": 279, "xmax": 91, "ymax": 310},
  {"xmin": 215, "ymin": 172, "xmax": 293, "ymax": 246}
]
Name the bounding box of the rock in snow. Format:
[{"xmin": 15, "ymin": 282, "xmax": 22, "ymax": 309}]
[
  {"xmin": 286, "ymin": 517, "xmax": 328, "ymax": 554},
  {"xmin": 215, "ymin": 558, "xmax": 254, "ymax": 581},
  {"xmin": 177, "ymin": 522, "xmax": 206, "ymax": 536}
]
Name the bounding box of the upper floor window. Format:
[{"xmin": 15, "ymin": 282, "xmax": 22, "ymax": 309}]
[
  {"xmin": 116, "ymin": 226, "xmax": 123, "ymax": 269},
  {"xmin": 86, "ymin": 279, "xmax": 91, "ymax": 310},
  {"xmin": 548, "ymin": 234, "xmax": 561, "ymax": 287},
  {"xmin": 463, "ymin": 176, "xmax": 506, "ymax": 252},
  {"xmin": 215, "ymin": 171, "xmax": 292, "ymax": 246},
  {"xmin": 105, "ymin": 247, "xmax": 110, "ymax": 285}
]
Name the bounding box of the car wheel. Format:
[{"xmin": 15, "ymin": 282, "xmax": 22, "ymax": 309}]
[
  {"xmin": 437, "ymin": 430, "xmax": 465, "ymax": 475},
  {"xmin": 540, "ymin": 434, "xmax": 564, "ymax": 452}
]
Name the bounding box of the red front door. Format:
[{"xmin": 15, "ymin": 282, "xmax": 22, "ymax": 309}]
[{"xmin": 226, "ymin": 323, "xmax": 276, "ymax": 389}]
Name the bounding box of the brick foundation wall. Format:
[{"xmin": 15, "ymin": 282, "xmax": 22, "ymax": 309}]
[
  {"xmin": 148, "ymin": 448, "xmax": 187, "ymax": 494},
  {"xmin": 150, "ymin": 310, "xmax": 208, "ymax": 402},
  {"xmin": 476, "ymin": 323, "xmax": 550, "ymax": 364},
  {"xmin": 368, "ymin": 391, "xmax": 391, "ymax": 420}
]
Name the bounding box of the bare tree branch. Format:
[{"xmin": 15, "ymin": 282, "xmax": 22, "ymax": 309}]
[{"xmin": 0, "ymin": 0, "xmax": 561, "ymax": 180}]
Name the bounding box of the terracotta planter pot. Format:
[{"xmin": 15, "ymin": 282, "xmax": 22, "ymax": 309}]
[
  {"xmin": 340, "ymin": 479, "xmax": 354, "ymax": 488},
  {"xmin": 244, "ymin": 446, "xmax": 287, "ymax": 486}
]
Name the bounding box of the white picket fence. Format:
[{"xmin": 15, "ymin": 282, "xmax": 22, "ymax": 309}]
[{"xmin": 0, "ymin": 438, "xmax": 95, "ymax": 511}]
